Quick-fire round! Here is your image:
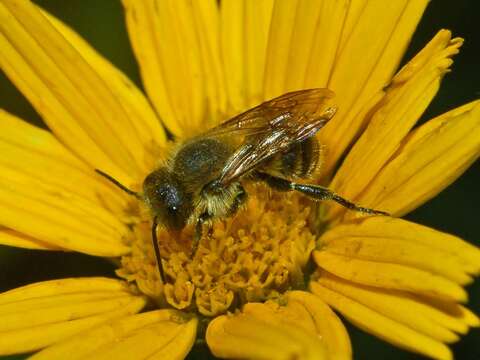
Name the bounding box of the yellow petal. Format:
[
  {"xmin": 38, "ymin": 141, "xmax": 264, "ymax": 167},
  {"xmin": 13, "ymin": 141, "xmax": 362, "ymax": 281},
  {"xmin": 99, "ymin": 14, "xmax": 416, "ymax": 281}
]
[
  {"xmin": 192, "ymin": 0, "xmax": 228, "ymax": 126},
  {"xmin": 317, "ymin": 272, "xmax": 467, "ymax": 343},
  {"xmin": 262, "ymin": 0, "xmax": 299, "ymax": 100},
  {"xmin": 0, "ymin": 278, "xmax": 146, "ymax": 355},
  {"xmin": 43, "ymin": 10, "xmax": 167, "ymax": 171},
  {"xmin": 0, "ymin": 111, "xmax": 131, "ymax": 255},
  {"xmin": 262, "ymin": 0, "xmax": 348, "ymax": 97},
  {"xmin": 319, "ymin": 0, "xmax": 429, "ymax": 175},
  {"xmin": 249, "ymin": 0, "xmax": 349, "ymax": 103},
  {"xmin": 310, "ymin": 282, "xmax": 453, "ymax": 360},
  {"xmin": 123, "ymin": 0, "xmax": 224, "ymax": 137},
  {"xmin": 0, "ymin": 277, "xmax": 131, "ymax": 305},
  {"xmin": 241, "ymin": 300, "xmax": 318, "ymax": 335},
  {"xmin": 459, "ymin": 307, "xmax": 480, "ymax": 328},
  {"xmin": 264, "ymin": 0, "xmax": 348, "ymax": 99},
  {"xmin": 322, "ymin": 234, "xmax": 472, "ymax": 285},
  {"xmin": 419, "ymin": 296, "xmax": 480, "ymax": 330},
  {"xmin": 148, "ymin": 313, "xmax": 197, "ymax": 360},
  {"xmin": 0, "ymin": 111, "xmax": 132, "ymax": 256},
  {"xmin": 0, "ymin": 169, "xmax": 130, "ymax": 256},
  {"xmin": 0, "ymin": 227, "xmax": 61, "ymax": 250},
  {"xmin": 302, "ymin": 0, "xmax": 350, "ymax": 90},
  {"xmin": 318, "ymin": 217, "xmax": 480, "ymax": 285},
  {"xmin": 355, "ymin": 100, "xmax": 480, "ymax": 217},
  {"xmin": 329, "ymin": 30, "xmax": 462, "ymax": 219},
  {"xmin": 244, "ymin": 0, "xmax": 274, "ymax": 107},
  {"xmin": 31, "ymin": 310, "xmax": 197, "ymax": 360},
  {"xmin": 206, "ymin": 301, "xmax": 327, "ymax": 360},
  {"xmin": 0, "ymin": 0, "xmax": 157, "ymax": 183},
  {"xmin": 313, "ymin": 251, "xmax": 467, "ymax": 302},
  {"xmin": 287, "ymin": 291, "xmax": 352, "ymax": 360},
  {"xmin": 320, "ymin": 217, "xmax": 480, "ymax": 276},
  {"xmin": 0, "ymin": 294, "xmax": 138, "ymax": 332},
  {"xmin": 122, "ymin": 0, "xmax": 178, "ymax": 136},
  {"xmin": 281, "ymin": 0, "xmax": 326, "ymax": 92},
  {"xmin": 0, "ymin": 301, "xmax": 146, "ymax": 357},
  {"xmin": 220, "ymin": 0, "xmax": 275, "ymax": 112},
  {"xmin": 0, "ymin": 110, "xmax": 128, "ymax": 213},
  {"xmin": 220, "ymin": 0, "xmax": 246, "ymax": 113}
]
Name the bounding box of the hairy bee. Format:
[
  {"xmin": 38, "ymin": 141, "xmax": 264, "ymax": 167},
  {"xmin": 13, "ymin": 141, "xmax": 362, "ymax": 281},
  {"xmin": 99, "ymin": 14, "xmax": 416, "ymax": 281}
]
[{"xmin": 96, "ymin": 88, "xmax": 388, "ymax": 282}]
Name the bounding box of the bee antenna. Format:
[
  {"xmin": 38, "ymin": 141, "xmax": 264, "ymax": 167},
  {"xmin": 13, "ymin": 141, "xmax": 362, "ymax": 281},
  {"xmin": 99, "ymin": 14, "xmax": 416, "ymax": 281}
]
[
  {"xmin": 95, "ymin": 169, "xmax": 165, "ymax": 283},
  {"xmin": 151, "ymin": 216, "xmax": 166, "ymax": 283},
  {"xmin": 95, "ymin": 169, "xmax": 141, "ymax": 200}
]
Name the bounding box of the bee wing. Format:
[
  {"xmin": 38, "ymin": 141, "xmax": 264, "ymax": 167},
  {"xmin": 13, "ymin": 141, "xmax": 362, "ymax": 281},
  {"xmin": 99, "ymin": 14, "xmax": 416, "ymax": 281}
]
[
  {"xmin": 212, "ymin": 89, "xmax": 337, "ymax": 185},
  {"xmin": 205, "ymin": 88, "xmax": 335, "ymax": 138}
]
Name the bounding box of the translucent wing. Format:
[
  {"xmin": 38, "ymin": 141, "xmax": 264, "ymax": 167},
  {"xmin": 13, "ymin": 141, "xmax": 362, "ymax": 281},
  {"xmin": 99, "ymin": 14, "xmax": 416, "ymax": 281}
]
[
  {"xmin": 205, "ymin": 88, "xmax": 335, "ymax": 138},
  {"xmin": 208, "ymin": 89, "xmax": 337, "ymax": 185}
]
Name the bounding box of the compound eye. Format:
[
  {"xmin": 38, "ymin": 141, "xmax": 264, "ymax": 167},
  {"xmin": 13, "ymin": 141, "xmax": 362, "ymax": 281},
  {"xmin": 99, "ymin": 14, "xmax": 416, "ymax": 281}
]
[
  {"xmin": 160, "ymin": 184, "xmax": 182, "ymax": 211},
  {"xmin": 143, "ymin": 172, "xmax": 157, "ymax": 188},
  {"xmin": 158, "ymin": 184, "xmax": 191, "ymax": 230}
]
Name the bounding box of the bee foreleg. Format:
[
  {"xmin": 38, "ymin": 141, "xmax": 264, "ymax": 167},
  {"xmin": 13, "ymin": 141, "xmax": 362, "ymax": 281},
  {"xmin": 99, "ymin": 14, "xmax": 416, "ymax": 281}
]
[
  {"xmin": 151, "ymin": 216, "xmax": 166, "ymax": 284},
  {"xmin": 192, "ymin": 212, "xmax": 212, "ymax": 257}
]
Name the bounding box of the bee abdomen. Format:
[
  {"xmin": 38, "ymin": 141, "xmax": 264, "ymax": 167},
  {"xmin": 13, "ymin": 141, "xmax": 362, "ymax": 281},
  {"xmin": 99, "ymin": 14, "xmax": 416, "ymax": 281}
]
[{"xmin": 264, "ymin": 137, "xmax": 321, "ymax": 179}]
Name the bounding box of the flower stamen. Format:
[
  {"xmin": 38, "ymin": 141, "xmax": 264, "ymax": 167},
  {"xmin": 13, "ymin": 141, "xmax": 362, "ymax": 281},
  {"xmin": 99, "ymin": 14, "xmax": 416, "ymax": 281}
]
[{"xmin": 118, "ymin": 185, "xmax": 316, "ymax": 316}]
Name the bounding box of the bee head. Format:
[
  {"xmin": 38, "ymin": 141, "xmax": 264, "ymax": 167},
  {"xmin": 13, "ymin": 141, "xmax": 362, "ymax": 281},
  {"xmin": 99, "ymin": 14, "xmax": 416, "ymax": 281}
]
[{"xmin": 143, "ymin": 169, "xmax": 193, "ymax": 230}]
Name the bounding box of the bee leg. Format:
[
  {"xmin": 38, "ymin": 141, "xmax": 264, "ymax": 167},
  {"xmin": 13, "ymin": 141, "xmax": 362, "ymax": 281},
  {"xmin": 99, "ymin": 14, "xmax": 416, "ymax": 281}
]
[
  {"xmin": 151, "ymin": 216, "xmax": 166, "ymax": 284},
  {"xmin": 192, "ymin": 212, "xmax": 211, "ymax": 258},
  {"xmin": 292, "ymin": 183, "xmax": 390, "ymax": 216},
  {"xmin": 258, "ymin": 173, "xmax": 389, "ymax": 216},
  {"xmin": 255, "ymin": 172, "xmax": 292, "ymax": 192},
  {"xmin": 227, "ymin": 185, "xmax": 248, "ymax": 216}
]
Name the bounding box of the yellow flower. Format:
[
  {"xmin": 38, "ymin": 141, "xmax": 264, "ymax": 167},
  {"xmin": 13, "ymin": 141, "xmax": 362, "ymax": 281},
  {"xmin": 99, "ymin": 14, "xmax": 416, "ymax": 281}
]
[{"xmin": 0, "ymin": 1, "xmax": 479, "ymax": 359}]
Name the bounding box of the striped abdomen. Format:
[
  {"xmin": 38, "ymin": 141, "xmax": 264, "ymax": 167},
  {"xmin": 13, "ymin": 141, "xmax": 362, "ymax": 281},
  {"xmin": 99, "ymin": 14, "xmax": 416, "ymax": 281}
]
[{"xmin": 262, "ymin": 137, "xmax": 322, "ymax": 180}]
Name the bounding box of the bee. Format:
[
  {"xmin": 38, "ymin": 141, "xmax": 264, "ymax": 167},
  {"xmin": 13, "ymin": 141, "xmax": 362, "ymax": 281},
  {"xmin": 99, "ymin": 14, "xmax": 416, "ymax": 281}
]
[{"xmin": 96, "ymin": 88, "xmax": 388, "ymax": 283}]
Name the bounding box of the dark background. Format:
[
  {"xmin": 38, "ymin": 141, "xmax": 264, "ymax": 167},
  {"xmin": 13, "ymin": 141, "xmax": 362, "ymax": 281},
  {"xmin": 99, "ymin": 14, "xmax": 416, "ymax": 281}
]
[{"xmin": 0, "ymin": 0, "xmax": 479, "ymax": 359}]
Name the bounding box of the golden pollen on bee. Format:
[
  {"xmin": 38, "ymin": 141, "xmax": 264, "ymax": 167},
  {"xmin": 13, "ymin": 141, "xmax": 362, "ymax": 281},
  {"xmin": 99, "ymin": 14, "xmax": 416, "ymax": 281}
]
[{"xmin": 117, "ymin": 184, "xmax": 316, "ymax": 317}]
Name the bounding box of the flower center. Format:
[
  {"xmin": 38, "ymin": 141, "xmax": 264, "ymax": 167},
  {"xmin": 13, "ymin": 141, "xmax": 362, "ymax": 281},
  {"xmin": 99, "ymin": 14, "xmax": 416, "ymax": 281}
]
[{"xmin": 117, "ymin": 184, "xmax": 316, "ymax": 317}]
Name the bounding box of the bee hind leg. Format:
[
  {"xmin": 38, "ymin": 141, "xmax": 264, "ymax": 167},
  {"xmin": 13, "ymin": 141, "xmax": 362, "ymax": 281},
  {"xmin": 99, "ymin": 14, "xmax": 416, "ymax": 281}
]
[
  {"xmin": 292, "ymin": 183, "xmax": 389, "ymax": 216},
  {"xmin": 257, "ymin": 172, "xmax": 389, "ymax": 216}
]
